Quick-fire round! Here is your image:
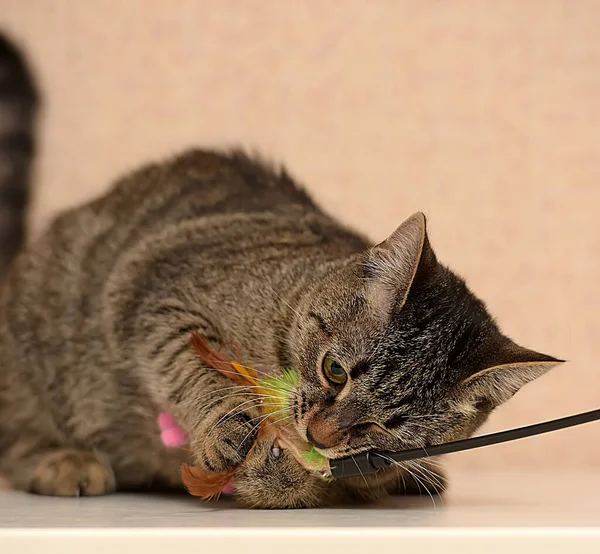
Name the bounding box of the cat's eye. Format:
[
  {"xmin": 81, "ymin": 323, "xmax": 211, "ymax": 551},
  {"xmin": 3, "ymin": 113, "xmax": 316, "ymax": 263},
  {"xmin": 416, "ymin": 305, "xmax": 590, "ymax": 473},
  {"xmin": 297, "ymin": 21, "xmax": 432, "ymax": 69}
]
[{"xmin": 322, "ymin": 356, "xmax": 348, "ymax": 385}]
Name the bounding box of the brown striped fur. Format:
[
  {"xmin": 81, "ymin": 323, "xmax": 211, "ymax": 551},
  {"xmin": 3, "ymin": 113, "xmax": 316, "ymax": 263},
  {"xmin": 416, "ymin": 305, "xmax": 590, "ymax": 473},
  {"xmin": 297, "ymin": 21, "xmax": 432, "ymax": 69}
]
[{"xmin": 0, "ymin": 139, "xmax": 561, "ymax": 505}]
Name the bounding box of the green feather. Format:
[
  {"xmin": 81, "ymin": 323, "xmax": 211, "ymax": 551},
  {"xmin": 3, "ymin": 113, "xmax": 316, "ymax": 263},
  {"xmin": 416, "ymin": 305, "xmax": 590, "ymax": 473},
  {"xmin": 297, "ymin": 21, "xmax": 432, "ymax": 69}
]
[
  {"xmin": 259, "ymin": 368, "xmax": 331, "ymax": 475},
  {"xmin": 302, "ymin": 447, "xmax": 328, "ymax": 465},
  {"xmin": 258, "ymin": 368, "xmax": 299, "ymax": 420}
]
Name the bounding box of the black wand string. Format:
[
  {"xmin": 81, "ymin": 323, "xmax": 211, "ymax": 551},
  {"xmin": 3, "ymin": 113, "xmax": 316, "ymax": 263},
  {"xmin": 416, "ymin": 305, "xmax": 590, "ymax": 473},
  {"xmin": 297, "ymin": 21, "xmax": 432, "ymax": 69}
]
[{"xmin": 329, "ymin": 408, "xmax": 600, "ymax": 479}]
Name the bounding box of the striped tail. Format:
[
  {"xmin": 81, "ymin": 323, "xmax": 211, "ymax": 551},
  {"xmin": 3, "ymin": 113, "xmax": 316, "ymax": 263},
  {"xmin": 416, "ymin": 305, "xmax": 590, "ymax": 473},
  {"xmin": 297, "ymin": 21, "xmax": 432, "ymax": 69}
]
[{"xmin": 0, "ymin": 32, "xmax": 38, "ymax": 281}]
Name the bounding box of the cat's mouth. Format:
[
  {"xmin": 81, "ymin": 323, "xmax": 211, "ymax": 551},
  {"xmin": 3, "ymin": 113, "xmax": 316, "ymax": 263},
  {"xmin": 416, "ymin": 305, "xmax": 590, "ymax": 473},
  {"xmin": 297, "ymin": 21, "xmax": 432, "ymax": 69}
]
[{"xmin": 289, "ymin": 393, "xmax": 375, "ymax": 461}]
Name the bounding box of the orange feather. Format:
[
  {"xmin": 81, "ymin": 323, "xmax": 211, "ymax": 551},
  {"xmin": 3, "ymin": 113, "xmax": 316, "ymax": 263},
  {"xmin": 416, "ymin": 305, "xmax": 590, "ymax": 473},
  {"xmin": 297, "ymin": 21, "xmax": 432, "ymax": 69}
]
[
  {"xmin": 183, "ymin": 333, "xmax": 265, "ymax": 501},
  {"xmin": 180, "ymin": 463, "xmax": 235, "ymax": 501},
  {"xmin": 190, "ymin": 332, "xmax": 257, "ymax": 385}
]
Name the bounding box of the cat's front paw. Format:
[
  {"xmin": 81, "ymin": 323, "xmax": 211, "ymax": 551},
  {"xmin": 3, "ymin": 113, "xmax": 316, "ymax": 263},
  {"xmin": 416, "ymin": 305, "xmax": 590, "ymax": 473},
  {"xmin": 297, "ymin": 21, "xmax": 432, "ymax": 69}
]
[
  {"xmin": 192, "ymin": 407, "xmax": 261, "ymax": 474},
  {"xmin": 30, "ymin": 448, "xmax": 116, "ymax": 497},
  {"xmin": 234, "ymin": 439, "xmax": 331, "ymax": 509}
]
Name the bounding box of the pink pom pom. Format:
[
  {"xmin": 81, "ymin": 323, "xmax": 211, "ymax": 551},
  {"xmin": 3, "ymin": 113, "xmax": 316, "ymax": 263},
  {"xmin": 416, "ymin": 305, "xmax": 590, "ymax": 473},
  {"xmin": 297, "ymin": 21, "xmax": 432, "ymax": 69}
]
[
  {"xmin": 158, "ymin": 412, "xmax": 178, "ymax": 430},
  {"xmin": 221, "ymin": 480, "xmax": 236, "ymax": 495},
  {"xmin": 158, "ymin": 412, "xmax": 188, "ymax": 447},
  {"xmin": 161, "ymin": 427, "xmax": 188, "ymax": 448}
]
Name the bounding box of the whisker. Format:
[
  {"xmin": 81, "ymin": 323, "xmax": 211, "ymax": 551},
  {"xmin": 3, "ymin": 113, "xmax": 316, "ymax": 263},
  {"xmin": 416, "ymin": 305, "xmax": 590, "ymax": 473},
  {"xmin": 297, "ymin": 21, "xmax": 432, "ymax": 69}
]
[
  {"xmin": 375, "ymin": 453, "xmax": 436, "ymax": 507},
  {"xmin": 175, "ymin": 384, "xmax": 266, "ymax": 408},
  {"xmin": 351, "ymin": 454, "xmax": 371, "ymax": 492},
  {"xmin": 212, "ymin": 396, "xmax": 271, "ymax": 428},
  {"xmin": 236, "ymin": 408, "xmax": 291, "ymax": 448},
  {"xmin": 201, "ymin": 399, "xmax": 267, "ymax": 444},
  {"xmin": 407, "ymin": 464, "xmax": 436, "ymax": 507},
  {"xmin": 200, "ymin": 364, "xmax": 273, "ymax": 382},
  {"xmin": 397, "ymin": 464, "xmax": 407, "ymax": 494},
  {"xmin": 236, "ymin": 363, "xmax": 302, "ymax": 398},
  {"xmin": 209, "ymin": 400, "xmax": 293, "ymax": 445},
  {"xmin": 187, "ymin": 389, "xmax": 279, "ymax": 417},
  {"xmin": 263, "ymin": 282, "xmax": 304, "ymax": 321},
  {"xmin": 204, "ymin": 404, "xmax": 288, "ymax": 454},
  {"xmin": 217, "ymin": 405, "xmax": 287, "ymax": 442},
  {"xmin": 400, "ymin": 464, "xmax": 424, "ymax": 498},
  {"xmin": 176, "ymin": 390, "xmax": 257, "ymax": 415},
  {"xmin": 408, "ymin": 461, "xmax": 445, "ymax": 492},
  {"xmin": 415, "ymin": 457, "xmax": 446, "ymax": 469},
  {"xmin": 199, "ymin": 364, "xmax": 302, "ymax": 398},
  {"xmin": 222, "ymin": 360, "xmax": 282, "ymax": 381},
  {"xmin": 409, "ymin": 460, "xmax": 446, "ymax": 501},
  {"xmin": 394, "ymin": 460, "xmax": 436, "ymax": 507},
  {"xmin": 406, "ymin": 422, "xmax": 440, "ymax": 436}
]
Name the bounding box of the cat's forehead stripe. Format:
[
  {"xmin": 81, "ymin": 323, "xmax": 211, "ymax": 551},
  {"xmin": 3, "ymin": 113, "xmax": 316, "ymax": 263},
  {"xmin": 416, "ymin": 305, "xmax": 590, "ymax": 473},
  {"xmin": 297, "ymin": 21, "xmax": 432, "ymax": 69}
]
[
  {"xmin": 350, "ymin": 360, "xmax": 370, "ymax": 378},
  {"xmin": 307, "ymin": 311, "xmax": 331, "ymax": 337}
]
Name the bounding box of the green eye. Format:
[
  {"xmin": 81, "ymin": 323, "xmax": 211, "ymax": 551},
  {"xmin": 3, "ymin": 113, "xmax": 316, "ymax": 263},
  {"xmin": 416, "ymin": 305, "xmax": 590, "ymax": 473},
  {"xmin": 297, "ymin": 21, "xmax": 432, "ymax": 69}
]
[{"xmin": 322, "ymin": 356, "xmax": 348, "ymax": 385}]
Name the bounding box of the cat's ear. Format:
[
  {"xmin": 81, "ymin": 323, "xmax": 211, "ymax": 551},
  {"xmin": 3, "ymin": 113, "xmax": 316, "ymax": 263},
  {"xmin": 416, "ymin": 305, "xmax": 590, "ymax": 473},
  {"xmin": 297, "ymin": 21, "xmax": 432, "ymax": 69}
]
[
  {"xmin": 462, "ymin": 340, "xmax": 564, "ymax": 408},
  {"xmin": 365, "ymin": 212, "xmax": 437, "ymax": 314}
]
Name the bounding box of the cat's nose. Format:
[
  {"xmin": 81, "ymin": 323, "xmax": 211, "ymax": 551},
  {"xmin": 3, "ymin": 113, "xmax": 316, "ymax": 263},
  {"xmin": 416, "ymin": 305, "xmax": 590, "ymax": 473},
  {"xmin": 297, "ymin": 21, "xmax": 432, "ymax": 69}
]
[{"xmin": 306, "ymin": 413, "xmax": 344, "ymax": 449}]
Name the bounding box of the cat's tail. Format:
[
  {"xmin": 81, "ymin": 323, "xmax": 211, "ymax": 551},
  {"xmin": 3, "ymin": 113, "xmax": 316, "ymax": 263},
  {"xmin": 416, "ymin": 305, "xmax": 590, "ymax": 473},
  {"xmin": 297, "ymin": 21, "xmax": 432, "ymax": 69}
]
[{"xmin": 0, "ymin": 31, "xmax": 38, "ymax": 281}]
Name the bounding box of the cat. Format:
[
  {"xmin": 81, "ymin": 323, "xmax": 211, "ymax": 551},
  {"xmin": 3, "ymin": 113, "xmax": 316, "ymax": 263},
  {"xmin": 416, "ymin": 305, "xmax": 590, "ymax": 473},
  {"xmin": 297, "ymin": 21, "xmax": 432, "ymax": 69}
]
[
  {"xmin": 0, "ymin": 32, "xmax": 38, "ymax": 282},
  {"xmin": 0, "ymin": 40, "xmax": 561, "ymax": 509}
]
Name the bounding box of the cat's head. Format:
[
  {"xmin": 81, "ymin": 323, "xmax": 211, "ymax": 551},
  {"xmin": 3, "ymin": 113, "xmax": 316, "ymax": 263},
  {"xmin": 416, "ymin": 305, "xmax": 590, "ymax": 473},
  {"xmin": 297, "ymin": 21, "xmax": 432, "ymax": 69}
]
[{"xmin": 288, "ymin": 213, "xmax": 562, "ymax": 460}]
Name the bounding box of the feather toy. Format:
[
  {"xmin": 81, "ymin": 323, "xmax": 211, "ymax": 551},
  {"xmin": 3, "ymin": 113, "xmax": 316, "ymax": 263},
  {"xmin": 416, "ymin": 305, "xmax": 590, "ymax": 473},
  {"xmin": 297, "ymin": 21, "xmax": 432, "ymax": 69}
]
[{"xmin": 179, "ymin": 332, "xmax": 329, "ymax": 501}]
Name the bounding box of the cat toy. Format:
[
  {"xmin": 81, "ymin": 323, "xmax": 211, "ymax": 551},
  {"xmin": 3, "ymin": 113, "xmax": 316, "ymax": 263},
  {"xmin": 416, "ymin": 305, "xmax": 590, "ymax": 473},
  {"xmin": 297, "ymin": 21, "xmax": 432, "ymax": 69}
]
[
  {"xmin": 171, "ymin": 334, "xmax": 600, "ymax": 497},
  {"xmin": 328, "ymin": 408, "xmax": 600, "ymax": 478},
  {"xmin": 178, "ymin": 333, "xmax": 329, "ymax": 501}
]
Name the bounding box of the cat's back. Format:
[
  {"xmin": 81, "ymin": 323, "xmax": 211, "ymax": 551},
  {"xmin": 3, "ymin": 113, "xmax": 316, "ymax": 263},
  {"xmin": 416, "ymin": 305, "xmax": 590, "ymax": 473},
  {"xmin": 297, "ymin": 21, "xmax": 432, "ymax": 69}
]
[
  {"xmin": 6, "ymin": 148, "xmax": 326, "ymax": 288},
  {"xmin": 0, "ymin": 149, "xmax": 349, "ymax": 341},
  {"xmin": 90, "ymin": 149, "xmax": 323, "ymax": 230}
]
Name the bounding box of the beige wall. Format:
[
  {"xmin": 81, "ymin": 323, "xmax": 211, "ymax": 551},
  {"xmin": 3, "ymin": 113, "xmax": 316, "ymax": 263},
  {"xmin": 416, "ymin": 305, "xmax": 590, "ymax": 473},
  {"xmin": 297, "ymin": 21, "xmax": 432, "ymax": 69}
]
[{"xmin": 1, "ymin": 0, "xmax": 599, "ymax": 470}]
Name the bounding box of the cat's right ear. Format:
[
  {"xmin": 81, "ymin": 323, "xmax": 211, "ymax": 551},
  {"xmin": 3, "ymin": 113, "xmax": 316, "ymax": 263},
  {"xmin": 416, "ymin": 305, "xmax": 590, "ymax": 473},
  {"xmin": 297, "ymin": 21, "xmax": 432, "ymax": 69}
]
[
  {"xmin": 461, "ymin": 340, "xmax": 564, "ymax": 408},
  {"xmin": 364, "ymin": 212, "xmax": 437, "ymax": 315}
]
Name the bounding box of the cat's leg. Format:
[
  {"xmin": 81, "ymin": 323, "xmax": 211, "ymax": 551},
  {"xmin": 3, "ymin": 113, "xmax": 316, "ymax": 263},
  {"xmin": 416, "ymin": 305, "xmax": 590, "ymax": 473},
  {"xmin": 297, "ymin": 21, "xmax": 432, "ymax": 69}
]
[
  {"xmin": 1, "ymin": 437, "xmax": 116, "ymax": 496},
  {"xmin": 26, "ymin": 448, "xmax": 116, "ymax": 496},
  {"xmin": 0, "ymin": 366, "xmax": 116, "ymax": 496},
  {"xmin": 0, "ymin": 421, "xmax": 116, "ymax": 496},
  {"xmin": 105, "ymin": 292, "xmax": 263, "ymax": 477}
]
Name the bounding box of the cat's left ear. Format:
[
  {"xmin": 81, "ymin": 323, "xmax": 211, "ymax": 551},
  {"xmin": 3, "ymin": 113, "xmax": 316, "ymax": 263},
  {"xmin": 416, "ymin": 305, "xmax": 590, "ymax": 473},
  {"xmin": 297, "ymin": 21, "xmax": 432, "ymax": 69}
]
[
  {"xmin": 461, "ymin": 340, "xmax": 564, "ymax": 408},
  {"xmin": 365, "ymin": 212, "xmax": 438, "ymax": 315}
]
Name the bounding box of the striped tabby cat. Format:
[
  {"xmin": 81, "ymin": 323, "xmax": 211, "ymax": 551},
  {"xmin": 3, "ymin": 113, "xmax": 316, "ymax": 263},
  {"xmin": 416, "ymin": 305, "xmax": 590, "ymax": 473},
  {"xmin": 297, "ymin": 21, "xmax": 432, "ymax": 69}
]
[{"xmin": 0, "ymin": 34, "xmax": 560, "ymax": 508}]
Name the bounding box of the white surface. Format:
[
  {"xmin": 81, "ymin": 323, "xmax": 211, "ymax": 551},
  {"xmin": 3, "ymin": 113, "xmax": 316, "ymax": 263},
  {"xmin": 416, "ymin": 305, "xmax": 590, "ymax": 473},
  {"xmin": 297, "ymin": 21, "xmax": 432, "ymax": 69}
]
[{"xmin": 1, "ymin": 470, "xmax": 599, "ymax": 553}]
